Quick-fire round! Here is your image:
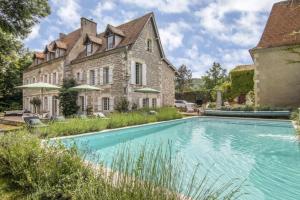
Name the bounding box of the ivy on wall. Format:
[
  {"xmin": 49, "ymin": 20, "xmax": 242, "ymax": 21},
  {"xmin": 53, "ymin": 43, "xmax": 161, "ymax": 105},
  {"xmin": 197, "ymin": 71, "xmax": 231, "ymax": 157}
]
[{"xmin": 230, "ymin": 69, "xmax": 254, "ymax": 98}]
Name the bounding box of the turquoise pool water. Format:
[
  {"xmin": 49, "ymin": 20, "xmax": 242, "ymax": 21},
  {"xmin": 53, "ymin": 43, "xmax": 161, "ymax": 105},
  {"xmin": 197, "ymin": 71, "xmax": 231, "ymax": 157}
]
[{"xmin": 61, "ymin": 117, "xmax": 300, "ymax": 200}]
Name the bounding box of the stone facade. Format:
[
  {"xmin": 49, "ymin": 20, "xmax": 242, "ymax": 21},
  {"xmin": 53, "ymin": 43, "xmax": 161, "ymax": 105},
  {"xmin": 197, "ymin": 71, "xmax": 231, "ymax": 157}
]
[
  {"xmin": 23, "ymin": 13, "xmax": 176, "ymax": 116},
  {"xmin": 252, "ymin": 46, "xmax": 300, "ymax": 107}
]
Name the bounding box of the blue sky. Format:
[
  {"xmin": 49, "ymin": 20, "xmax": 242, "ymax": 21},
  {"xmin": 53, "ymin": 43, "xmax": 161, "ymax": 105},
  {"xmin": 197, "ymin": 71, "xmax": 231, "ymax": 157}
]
[{"xmin": 24, "ymin": 0, "xmax": 280, "ymax": 77}]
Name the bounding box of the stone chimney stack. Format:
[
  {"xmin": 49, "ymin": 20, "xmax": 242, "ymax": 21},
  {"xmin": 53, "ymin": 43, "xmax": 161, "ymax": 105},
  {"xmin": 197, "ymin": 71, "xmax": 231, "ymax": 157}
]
[{"xmin": 81, "ymin": 17, "xmax": 97, "ymax": 36}]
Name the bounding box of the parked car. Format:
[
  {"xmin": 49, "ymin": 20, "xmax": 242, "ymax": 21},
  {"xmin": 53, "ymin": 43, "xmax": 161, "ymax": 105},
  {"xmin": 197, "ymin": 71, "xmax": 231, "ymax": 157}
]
[{"xmin": 175, "ymin": 100, "xmax": 196, "ymax": 112}]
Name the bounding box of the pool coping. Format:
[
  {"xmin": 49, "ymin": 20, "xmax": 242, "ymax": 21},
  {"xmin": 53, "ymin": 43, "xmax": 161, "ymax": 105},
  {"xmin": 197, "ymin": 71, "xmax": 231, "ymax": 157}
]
[
  {"xmin": 48, "ymin": 116, "xmax": 295, "ymax": 141},
  {"xmin": 49, "ymin": 116, "xmax": 199, "ymax": 140}
]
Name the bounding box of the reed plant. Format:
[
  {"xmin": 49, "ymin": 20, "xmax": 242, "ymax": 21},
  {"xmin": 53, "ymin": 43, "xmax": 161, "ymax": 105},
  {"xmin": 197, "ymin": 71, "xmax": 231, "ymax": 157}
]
[
  {"xmin": 37, "ymin": 107, "xmax": 182, "ymax": 138},
  {"xmin": 0, "ymin": 131, "xmax": 245, "ymax": 200}
]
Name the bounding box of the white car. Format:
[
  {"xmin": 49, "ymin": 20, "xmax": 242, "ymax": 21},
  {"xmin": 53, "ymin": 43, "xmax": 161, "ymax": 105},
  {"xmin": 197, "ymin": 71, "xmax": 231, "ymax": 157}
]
[{"xmin": 175, "ymin": 100, "xmax": 195, "ymax": 112}]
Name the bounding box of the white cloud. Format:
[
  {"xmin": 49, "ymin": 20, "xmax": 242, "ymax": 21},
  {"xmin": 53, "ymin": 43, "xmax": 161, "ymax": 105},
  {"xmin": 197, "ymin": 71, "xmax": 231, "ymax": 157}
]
[
  {"xmin": 51, "ymin": 0, "xmax": 81, "ymax": 29},
  {"xmin": 195, "ymin": 0, "xmax": 278, "ymax": 47},
  {"xmin": 160, "ymin": 21, "xmax": 189, "ymax": 52},
  {"xmin": 121, "ymin": 0, "xmax": 192, "ymax": 13},
  {"xmin": 92, "ymin": 1, "xmax": 138, "ymax": 32},
  {"xmin": 25, "ymin": 24, "xmax": 40, "ymax": 42}
]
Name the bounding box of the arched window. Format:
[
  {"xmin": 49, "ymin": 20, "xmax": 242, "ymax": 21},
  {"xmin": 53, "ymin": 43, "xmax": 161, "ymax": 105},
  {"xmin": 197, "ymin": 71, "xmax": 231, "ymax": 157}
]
[{"xmin": 147, "ymin": 39, "xmax": 152, "ymax": 52}]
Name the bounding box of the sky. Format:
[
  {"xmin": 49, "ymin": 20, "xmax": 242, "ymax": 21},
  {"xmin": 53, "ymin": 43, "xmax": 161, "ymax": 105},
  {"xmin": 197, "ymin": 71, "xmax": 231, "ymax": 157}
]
[{"xmin": 24, "ymin": 0, "xmax": 280, "ymax": 77}]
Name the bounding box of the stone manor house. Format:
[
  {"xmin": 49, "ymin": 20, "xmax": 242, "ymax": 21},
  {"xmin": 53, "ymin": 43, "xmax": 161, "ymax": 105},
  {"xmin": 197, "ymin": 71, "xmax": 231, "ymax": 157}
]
[{"xmin": 23, "ymin": 13, "xmax": 176, "ymax": 116}]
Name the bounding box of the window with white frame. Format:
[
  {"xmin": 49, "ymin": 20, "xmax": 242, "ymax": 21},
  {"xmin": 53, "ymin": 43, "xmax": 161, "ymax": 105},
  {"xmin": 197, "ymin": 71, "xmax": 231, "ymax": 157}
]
[
  {"xmin": 53, "ymin": 72, "xmax": 57, "ymax": 84},
  {"xmin": 107, "ymin": 35, "xmax": 114, "ymax": 49},
  {"xmin": 44, "ymin": 97, "xmax": 48, "ymax": 111},
  {"xmin": 147, "ymin": 39, "xmax": 152, "ymax": 52},
  {"xmin": 46, "ymin": 53, "xmax": 50, "ymax": 61},
  {"xmin": 55, "ymin": 49, "xmax": 60, "ymax": 58},
  {"xmin": 76, "ymin": 72, "xmax": 80, "ymax": 82},
  {"xmin": 44, "ymin": 74, "xmax": 48, "ymax": 83},
  {"xmin": 103, "ymin": 67, "xmax": 109, "ymax": 84},
  {"xmin": 135, "ymin": 62, "xmax": 142, "ymax": 85},
  {"xmin": 86, "ymin": 43, "xmax": 92, "ymax": 56},
  {"xmin": 152, "ymin": 98, "xmax": 157, "ymax": 108},
  {"xmin": 89, "ymin": 70, "xmax": 95, "ymax": 85},
  {"xmin": 102, "ymin": 97, "xmax": 110, "ymax": 111},
  {"xmin": 142, "ymin": 98, "xmax": 149, "ymax": 108}
]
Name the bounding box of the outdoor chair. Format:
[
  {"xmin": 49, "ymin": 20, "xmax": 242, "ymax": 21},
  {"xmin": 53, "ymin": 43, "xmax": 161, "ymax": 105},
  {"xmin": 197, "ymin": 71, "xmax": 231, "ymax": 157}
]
[
  {"xmin": 50, "ymin": 116, "xmax": 67, "ymax": 123},
  {"xmin": 93, "ymin": 112, "xmax": 110, "ymax": 119},
  {"xmin": 23, "ymin": 116, "xmax": 47, "ymax": 128}
]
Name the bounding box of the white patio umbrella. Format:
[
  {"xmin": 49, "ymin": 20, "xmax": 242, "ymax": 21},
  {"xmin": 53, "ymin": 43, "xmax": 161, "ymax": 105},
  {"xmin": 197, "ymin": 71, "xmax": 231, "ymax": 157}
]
[
  {"xmin": 70, "ymin": 84, "xmax": 102, "ymax": 114},
  {"xmin": 16, "ymin": 82, "xmax": 61, "ymax": 113}
]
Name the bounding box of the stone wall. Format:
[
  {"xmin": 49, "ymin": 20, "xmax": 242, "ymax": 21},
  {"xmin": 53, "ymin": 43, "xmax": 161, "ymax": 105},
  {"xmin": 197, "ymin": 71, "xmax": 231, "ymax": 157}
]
[
  {"xmin": 70, "ymin": 51, "xmax": 125, "ymax": 112},
  {"xmin": 128, "ymin": 18, "xmax": 175, "ymax": 107},
  {"xmin": 253, "ymin": 45, "xmax": 300, "ymax": 107}
]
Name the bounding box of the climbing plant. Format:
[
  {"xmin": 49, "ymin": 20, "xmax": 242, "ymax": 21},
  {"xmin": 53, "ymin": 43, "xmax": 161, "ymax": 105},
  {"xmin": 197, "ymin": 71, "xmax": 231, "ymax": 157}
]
[{"xmin": 230, "ymin": 69, "xmax": 254, "ymax": 98}]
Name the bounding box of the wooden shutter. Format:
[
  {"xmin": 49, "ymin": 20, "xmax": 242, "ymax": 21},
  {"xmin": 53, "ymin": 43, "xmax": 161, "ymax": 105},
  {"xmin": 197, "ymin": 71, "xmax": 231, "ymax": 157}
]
[
  {"xmin": 131, "ymin": 60, "xmax": 136, "ymax": 84},
  {"xmin": 98, "ymin": 97, "xmax": 102, "ymax": 111},
  {"xmin": 109, "ymin": 97, "xmax": 114, "ymax": 111},
  {"xmin": 157, "ymin": 98, "xmax": 161, "ymax": 107},
  {"xmin": 142, "ymin": 63, "xmax": 147, "ymax": 86},
  {"xmin": 139, "ymin": 98, "xmax": 143, "ymax": 108},
  {"xmin": 100, "ymin": 68, "xmax": 103, "ymax": 85},
  {"xmin": 109, "ymin": 66, "xmax": 113, "ymax": 84}
]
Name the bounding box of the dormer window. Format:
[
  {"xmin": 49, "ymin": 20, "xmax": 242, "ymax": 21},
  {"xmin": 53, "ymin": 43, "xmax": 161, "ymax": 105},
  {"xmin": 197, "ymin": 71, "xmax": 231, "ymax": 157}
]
[
  {"xmin": 147, "ymin": 39, "xmax": 152, "ymax": 52},
  {"xmin": 55, "ymin": 49, "xmax": 60, "ymax": 58},
  {"xmin": 107, "ymin": 35, "xmax": 114, "ymax": 50},
  {"xmin": 46, "ymin": 53, "xmax": 50, "ymax": 61},
  {"xmin": 86, "ymin": 43, "xmax": 93, "ymax": 56}
]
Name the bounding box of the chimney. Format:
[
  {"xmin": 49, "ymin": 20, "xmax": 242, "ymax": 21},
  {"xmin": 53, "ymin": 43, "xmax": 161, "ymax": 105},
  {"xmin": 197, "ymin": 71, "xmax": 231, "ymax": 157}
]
[
  {"xmin": 59, "ymin": 33, "xmax": 66, "ymax": 39},
  {"xmin": 81, "ymin": 17, "xmax": 97, "ymax": 36}
]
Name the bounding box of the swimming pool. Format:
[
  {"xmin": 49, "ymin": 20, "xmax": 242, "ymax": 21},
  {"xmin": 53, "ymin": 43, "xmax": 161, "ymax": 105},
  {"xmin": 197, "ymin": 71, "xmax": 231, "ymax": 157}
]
[{"xmin": 61, "ymin": 117, "xmax": 300, "ymax": 200}]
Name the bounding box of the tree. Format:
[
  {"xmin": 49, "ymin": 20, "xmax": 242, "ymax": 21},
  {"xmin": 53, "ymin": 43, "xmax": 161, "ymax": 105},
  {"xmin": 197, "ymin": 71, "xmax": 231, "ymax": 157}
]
[
  {"xmin": 0, "ymin": 0, "xmax": 50, "ymax": 37},
  {"xmin": 203, "ymin": 62, "xmax": 228, "ymax": 91},
  {"xmin": 176, "ymin": 65, "xmax": 192, "ymax": 93},
  {"xmin": 0, "ymin": 0, "xmax": 50, "ymax": 111},
  {"xmin": 59, "ymin": 78, "xmax": 79, "ymax": 117}
]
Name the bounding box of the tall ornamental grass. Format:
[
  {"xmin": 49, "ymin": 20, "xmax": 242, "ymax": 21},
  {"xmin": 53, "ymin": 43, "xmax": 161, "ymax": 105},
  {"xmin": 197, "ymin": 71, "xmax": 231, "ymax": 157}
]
[
  {"xmin": 38, "ymin": 107, "xmax": 183, "ymax": 138},
  {"xmin": 0, "ymin": 132, "xmax": 245, "ymax": 200}
]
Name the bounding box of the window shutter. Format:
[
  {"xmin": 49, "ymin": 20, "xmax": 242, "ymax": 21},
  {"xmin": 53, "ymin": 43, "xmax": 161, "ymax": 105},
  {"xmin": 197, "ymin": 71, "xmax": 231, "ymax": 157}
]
[
  {"xmin": 142, "ymin": 63, "xmax": 147, "ymax": 86},
  {"xmin": 109, "ymin": 97, "xmax": 114, "ymax": 111},
  {"xmin": 56, "ymin": 73, "xmax": 59, "ymax": 84},
  {"xmin": 139, "ymin": 98, "xmax": 143, "ymax": 108},
  {"xmin": 94, "ymin": 69, "xmax": 98, "ymax": 85},
  {"xmin": 109, "ymin": 66, "xmax": 113, "ymax": 84},
  {"xmin": 87, "ymin": 71, "xmax": 90, "ymax": 85},
  {"xmin": 49, "ymin": 74, "xmax": 51, "ymax": 84},
  {"xmin": 100, "ymin": 68, "xmax": 103, "ymax": 85},
  {"xmin": 97, "ymin": 69, "xmax": 101, "ymax": 85},
  {"xmin": 98, "ymin": 97, "xmax": 102, "ymax": 111},
  {"xmin": 157, "ymin": 98, "xmax": 161, "ymax": 107},
  {"xmin": 131, "ymin": 60, "xmax": 136, "ymax": 84}
]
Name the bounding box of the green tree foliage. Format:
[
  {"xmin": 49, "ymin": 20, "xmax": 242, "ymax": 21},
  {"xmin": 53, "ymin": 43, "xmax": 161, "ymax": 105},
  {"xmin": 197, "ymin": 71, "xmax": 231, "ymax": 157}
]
[
  {"xmin": 230, "ymin": 69, "xmax": 254, "ymax": 98},
  {"xmin": 0, "ymin": 0, "xmax": 50, "ymax": 37},
  {"xmin": 114, "ymin": 97, "xmax": 130, "ymax": 112},
  {"xmin": 203, "ymin": 62, "xmax": 228, "ymax": 91},
  {"xmin": 0, "ymin": 0, "xmax": 50, "ymax": 111},
  {"xmin": 59, "ymin": 78, "xmax": 79, "ymax": 116},
  {"xmin": 211, "ymin": 81, "xmax": 233, "ymax": 102},
  {"xmin": 176, "ymin": 64, "xmax": 192, "ymax": 92}
]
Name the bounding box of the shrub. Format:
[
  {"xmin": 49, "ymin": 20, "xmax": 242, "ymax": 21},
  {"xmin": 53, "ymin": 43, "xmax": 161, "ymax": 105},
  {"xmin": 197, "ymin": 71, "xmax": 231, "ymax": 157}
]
[
  {"xmin": 230, "ymin": 68, "xmax": 254, "ymax": 98},
  {"xmin": 59, "ymin": 78, "xmax": 79, "ymax": 117},
  {"xmin": 0, "ymin": 132, "xmax": 244, "ymax": 199},
  {"xmin": 114, "ymin": 97, "xmax": 130, "ymax": 112}
]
